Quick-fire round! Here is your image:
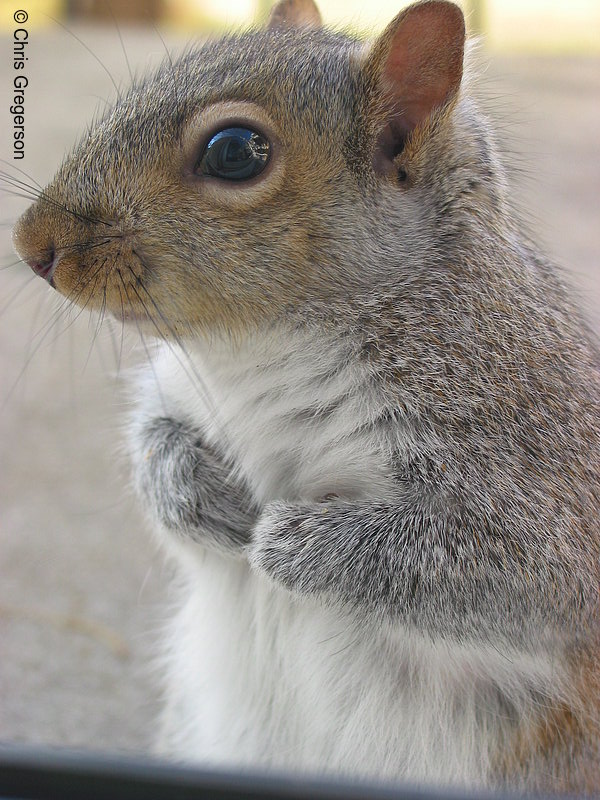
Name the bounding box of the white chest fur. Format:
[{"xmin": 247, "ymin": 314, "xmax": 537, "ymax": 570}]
[
  {"xmin": 143, "ymin": 329, "xmax": 397, "ymax": 505},
  {"xmin": 133, "ymin": 330, "xmax": 565, "ymax": 788}
]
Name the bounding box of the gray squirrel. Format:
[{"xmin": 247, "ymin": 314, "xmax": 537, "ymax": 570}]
[{"xmin": 13, "ymin": 0, "xmax": 600, "ymax": 791}]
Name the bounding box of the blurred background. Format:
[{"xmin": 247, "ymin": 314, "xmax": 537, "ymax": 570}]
[
  {"xmin": 0, "ymin": 0, "xmax": 599, "ymax": 767},
  {"xmin": 1, "ymin": 0, "xmax": 600, "ymax": 49}
]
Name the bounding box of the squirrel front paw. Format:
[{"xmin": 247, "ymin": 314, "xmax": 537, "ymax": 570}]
[
  {"xmin": 249, "ymin": 502, "xmax": 333, "ymax": 594},
  {"xmin": 135, "ymin": 416, "xmax": 205, "ymax": 531},
  {"xmin": 134, "ymin": 416, "xmax": 258, "ymax": 552}
]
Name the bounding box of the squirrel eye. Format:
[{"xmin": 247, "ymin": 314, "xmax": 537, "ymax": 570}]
[{"xmin": 197, "ymin": 127, "xmax": 270, "ymax": 181}]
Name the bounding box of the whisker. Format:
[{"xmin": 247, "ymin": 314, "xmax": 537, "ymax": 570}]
[
  {"xmin": 0, "ymin": 189, "xmax": 40, "ymax": 204},
  {"xmin": 125, "ymin": 261, "xmax": 229, "ymax": 448},
  {"xmin": 84, "ymin": 259, "xmax": 111, "ymax": 370},
  {"xmin": 63, "ymin": 252, "xmax": 114, "ymax": 316},
  {"xmin": 0, "ymin": 158, "xmax": 44, "ymax": 191},
  {"xmin": 0, "ymin": 292, "xmax": 74, "ymax": 411},
  {"xmin": 1, "ymin": 258, "xmax": 31, "ymax": 271},
  {"xmin": 0, "ymin": 171, "xmax": 112, "ymax": 228},
  {"xmin": 0, "ymin": 170, "xmax": 43, "ymax": 194},
  {"xmin": 47, "ymin": 15, "xmax": 122, "ymax": 101},
  {"xmin": 11, "ymin": 246, "xmax": 118, "ymax": 349},
  {"xmin": 49, "ymin": 288, "xmax": 101, "ymax": 344},
  {"xmin": 105, "ymin": 0, "xmax": 133, "ymax": 84},
  {"xmin": 0, "ymin": 273, "xmax": 39, "ymax": 317},
  {"xmin": 0, "ymin": 185, "xmax": 39, "ymax": 204},
  {"xmin": 20, "ymin": 256, "xmax": 114, "ymax": 362},
  {"xmin": 153, "ymin": 24, "xmax": 183, "ymax": 124},
  {"xmin": 114, "ymin": 283, "xmax": 129, "ymax": 380},
  {"xmin": 27, "ymin": 292, "xmax": 73, "ymax": 350},
  {"xmin": 104, "ymin": 315, "xmax": 125, "ymax": 378},
  {"xmin": 60, "ymin": 237, "xmax": 117, "ymax": 255},
  {"xmin": 19, "ymin": 285, "xmax": 55, "ymax": 398},
  {"xmin": 115, "ymin": 267, "xmax": 167, "ymax": 412},
  {"xmin": 19, "ymin": 256, "xmax": 108, "ymax": 364}
]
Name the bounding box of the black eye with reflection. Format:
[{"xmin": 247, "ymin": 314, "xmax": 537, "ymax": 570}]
[{"xmin": 197, "ymin": 127, "xmax": 270, "ymax": 181}]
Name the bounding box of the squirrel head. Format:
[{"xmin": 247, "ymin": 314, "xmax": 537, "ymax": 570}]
[{"xmin": 14, "ymin": 0, "xmax": 471, "ymax": 339}]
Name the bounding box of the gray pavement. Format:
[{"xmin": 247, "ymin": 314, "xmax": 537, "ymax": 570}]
[{"xmin": 0, "ymin": 24, "xmax": 599, "ymax": 758}]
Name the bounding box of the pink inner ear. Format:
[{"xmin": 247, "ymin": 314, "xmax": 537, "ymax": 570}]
[{"xmin": 382, "ymin": 2, "xmax": 465, "ymax": 132}]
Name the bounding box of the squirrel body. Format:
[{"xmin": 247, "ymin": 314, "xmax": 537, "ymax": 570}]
[
  {"xmin": 13, "ymin": 0, "xmax": 600, "ymax": 791},
  {"xmin": 132, "ymin": 333, "xmax": 573, "ymax": 789}
]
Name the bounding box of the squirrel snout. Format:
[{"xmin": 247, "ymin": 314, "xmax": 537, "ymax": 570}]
[
  {"xmin": 13, "ymin": 198, "xmax": 151, "ymax": 321},
  {"xmin": 13, "ymin": 207, "xmax": 58, "ymax": 286}
]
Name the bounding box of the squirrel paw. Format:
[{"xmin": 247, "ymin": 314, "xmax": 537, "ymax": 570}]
[
  {"xmin": 134, "ymin": 416, "xmax": 256, "ymax": 551},
  {"xmin": 249, "ymin": 502, "xmax": 331, "ymax": 594}
]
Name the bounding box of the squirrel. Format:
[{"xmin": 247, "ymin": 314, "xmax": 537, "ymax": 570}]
[{"xmin": 12, "ymin": 0, "xmax": 600, "ymax": 792}]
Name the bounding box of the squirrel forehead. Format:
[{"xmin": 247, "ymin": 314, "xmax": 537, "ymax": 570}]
[{"xmin": 174, "ymin": 28, "xmax": 357, "ymax": 124}]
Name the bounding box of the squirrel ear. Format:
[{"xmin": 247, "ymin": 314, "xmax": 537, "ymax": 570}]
[
  {"xmin": 267, "ymin": 0, "xmax": 322, "ymax": 30},
  {"xmin": 361, "ymin": 0, "xmax": 465, "ymax": 175}
]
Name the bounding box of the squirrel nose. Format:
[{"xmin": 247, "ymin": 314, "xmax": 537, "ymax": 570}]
[
  {"xmin": 26, "ymin": 247, "xmax": 57, "ymax": 283},
  {"xmin": 13, "ymin": 207, "xmax": 59, "ymax": 286}
]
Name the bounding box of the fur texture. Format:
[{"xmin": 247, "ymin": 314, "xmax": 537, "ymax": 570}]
[{"xmin": 13, "ymin": 0, "xmax": 600, "ymax": 792}]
